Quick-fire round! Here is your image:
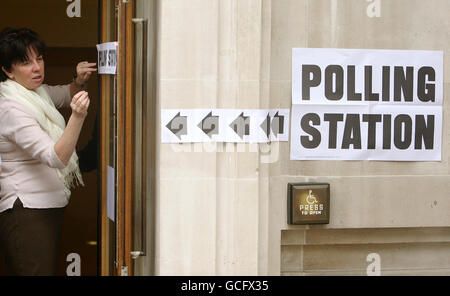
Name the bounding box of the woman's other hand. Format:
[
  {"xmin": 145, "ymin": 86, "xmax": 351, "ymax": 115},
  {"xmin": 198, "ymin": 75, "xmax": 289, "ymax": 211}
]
[{"xmin": 70, "ymin": 91, "xmax": 90, "ymax": 119}]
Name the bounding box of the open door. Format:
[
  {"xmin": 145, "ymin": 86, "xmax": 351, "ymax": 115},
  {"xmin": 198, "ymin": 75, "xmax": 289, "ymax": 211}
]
[
  {"xmin": 0, "ymin": 0, "xmax": 100, "ymax": 276},
  {"xmin": 99, "ymin": 0, "xmax": 135, "ymax": 276}
]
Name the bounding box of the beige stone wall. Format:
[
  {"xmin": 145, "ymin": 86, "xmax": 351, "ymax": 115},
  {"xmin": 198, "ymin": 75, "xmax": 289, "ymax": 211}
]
[
  {"xmin": 281, "ymin": 228, "xmax": 450, "ymax": 275},
  {"xmin": 272, "ymin": 0, "xmax": 450, "ymax": 276},
  {"xmin": 156, "ymin": 0, "xmax": 267, "ymax": 275},
  {"xmin": 144, "ymin": 0, "xmax": 450, "ymax": 275}
]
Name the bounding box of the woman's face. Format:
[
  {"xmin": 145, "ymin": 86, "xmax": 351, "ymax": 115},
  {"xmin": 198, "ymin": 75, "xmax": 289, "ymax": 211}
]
[{"xmin": 4, "ymin": 48, "xmax": 45, "ymax": 90}]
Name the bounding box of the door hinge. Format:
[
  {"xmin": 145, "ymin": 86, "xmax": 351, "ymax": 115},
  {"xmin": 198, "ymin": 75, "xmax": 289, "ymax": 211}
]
[{"xmin": 120, "ymin": 266, "xmax": 128, "ymax": 276}]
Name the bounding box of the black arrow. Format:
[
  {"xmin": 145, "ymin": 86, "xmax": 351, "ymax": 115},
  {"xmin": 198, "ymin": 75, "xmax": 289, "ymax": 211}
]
[
  {"xmin": 198, "ymin": 111, "xmax": 219, "ymax": 138},
  {"xmin": 260, "ymin": 113, "xmax": 271, "ymax": 138},
  {"xmin": 271, "ymin": 111, "xmax": 284, "ymax": 136},
  {"xmin": 166, "ymin": 112, "xmax": 187, "ymax": 139},
  {"xmin": 229, "ymin": 112, "xmax": 250, "ymax": 139}
]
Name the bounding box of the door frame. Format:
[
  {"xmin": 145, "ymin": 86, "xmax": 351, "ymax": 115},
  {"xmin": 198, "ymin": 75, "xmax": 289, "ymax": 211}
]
[{"xmin": 99, "ymin": 0, "xmax": 135, "ymax": 276}]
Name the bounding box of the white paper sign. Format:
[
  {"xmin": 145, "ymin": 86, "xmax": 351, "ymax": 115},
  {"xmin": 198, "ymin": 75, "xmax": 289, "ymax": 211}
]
[
  {"xmin": 96, "ymin": 42, "xmax": 118, "ymax": 74},
  {"xmin": 161, "ymin": 109, "xmax": 290, "ymax": 143},
  {"xmin": 107, "ymin": 166, "xmax": 115, "ymax": 221},
  {"xmin": 291, "ymin": 48, "xmax": 443, "ymax": 161}
]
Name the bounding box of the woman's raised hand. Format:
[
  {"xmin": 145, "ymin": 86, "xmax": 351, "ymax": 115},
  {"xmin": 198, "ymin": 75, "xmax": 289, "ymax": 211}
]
[
  {"xmin": 75, "ymin": 61, "xmax": 97, "ymax": 85},
  {"xmin": 70, "ymin": 91, "xmax": 90, "ymax": 119}
]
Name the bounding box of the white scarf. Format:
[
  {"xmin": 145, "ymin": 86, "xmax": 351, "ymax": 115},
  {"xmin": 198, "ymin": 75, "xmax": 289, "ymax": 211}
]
[{"xmin": 0, "ymin": 79, "xmax": 84, "ymax": 197}]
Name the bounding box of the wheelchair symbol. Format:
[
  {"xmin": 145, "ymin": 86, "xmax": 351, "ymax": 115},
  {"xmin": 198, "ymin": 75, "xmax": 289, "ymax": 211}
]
[{"xmin": 306, "ymin": 190, "xmax": 318, "ymax": 205}]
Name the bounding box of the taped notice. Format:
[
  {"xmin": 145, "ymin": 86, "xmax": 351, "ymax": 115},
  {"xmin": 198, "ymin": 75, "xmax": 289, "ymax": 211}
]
[
  {"xmin": 96, "ymin": 42, "xmax": 118, "ymax": 74},
  {"xmin": 107, "ymin": 166, "xmax": 115, "ymax": 222}
]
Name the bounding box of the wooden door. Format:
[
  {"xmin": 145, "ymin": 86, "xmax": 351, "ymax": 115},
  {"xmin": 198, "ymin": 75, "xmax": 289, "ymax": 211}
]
[{"xmin": 99, "ymin": 0, "xmax": 135, "ymax": 276}]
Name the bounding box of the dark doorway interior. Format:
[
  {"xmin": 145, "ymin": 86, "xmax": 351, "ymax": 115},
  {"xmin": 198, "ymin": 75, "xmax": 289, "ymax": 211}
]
[{"xmin": 0, "ymin": 0, "xmax": 99, "ymax": 276}]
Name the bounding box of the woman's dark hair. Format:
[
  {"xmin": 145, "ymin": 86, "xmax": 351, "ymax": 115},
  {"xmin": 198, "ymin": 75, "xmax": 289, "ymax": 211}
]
[{"xmin": 0, "ymin": 27, "xmax": 46, "ymax": 82}]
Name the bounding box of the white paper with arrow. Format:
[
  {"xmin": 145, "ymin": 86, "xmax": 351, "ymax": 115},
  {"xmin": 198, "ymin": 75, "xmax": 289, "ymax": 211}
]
[{"xmin": 161, "ymin": 109, "xmax": 290, "ymax": 143}]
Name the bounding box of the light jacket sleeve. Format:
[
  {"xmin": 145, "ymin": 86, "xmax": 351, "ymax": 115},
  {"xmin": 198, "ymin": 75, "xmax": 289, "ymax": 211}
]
[
  {"xmin": 0, "ymin": 100, "xmax": 66, "ymax": 169},
  {"xmin": 42, "ymin": 84, "xmax": 72, "ymax": 109}
]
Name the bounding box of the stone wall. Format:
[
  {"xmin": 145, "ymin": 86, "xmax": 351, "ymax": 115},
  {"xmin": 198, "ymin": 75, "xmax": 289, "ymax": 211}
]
[{"xmin": 141, "ymin": 0, "xmax": 450, "ymax": 275}]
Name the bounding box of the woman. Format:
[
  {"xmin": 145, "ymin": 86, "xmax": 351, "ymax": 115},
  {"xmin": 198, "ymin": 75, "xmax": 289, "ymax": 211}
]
[{"xmin": 0, "ymin": 27, "xmax": 96, "ymax": 275}]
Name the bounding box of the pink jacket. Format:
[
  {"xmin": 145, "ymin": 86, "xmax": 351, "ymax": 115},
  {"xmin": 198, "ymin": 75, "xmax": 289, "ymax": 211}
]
[{"xmin": 0, "ymin": 84, "xmax": 71, "ymax": 212}]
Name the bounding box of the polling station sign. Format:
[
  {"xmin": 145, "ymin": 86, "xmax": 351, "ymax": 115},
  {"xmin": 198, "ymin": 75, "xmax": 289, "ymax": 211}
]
[
  {"xmin": 96, "ymin": 42, "xmax": 118, "ymax": 74},
  {"xmin": 290, "ymin": 48, "xmax": 443, "ymax": 161}
]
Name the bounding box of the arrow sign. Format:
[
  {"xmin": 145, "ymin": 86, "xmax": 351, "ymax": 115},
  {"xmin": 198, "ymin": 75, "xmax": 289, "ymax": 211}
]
[
  {"xmin": 260, "ymin": 113, "xmax": 271, "ymax": 138},
  {"xmin": 271, "ymin": 111, "xmax": 285, "ymax": 136},
  {"xmin": 161, "ymin": 109, "xmax": 289, "ymax": 143},
  {"xmin": 166, "ymin": 112, "xmax": 187, "ymax": 139},
  {"xmin": 230, "ymin": 112, "xmax": 250, "ymax": 139},
  {"xmin": 198, "ymin": 111, "xmax": 219, "ymax": 138}
]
